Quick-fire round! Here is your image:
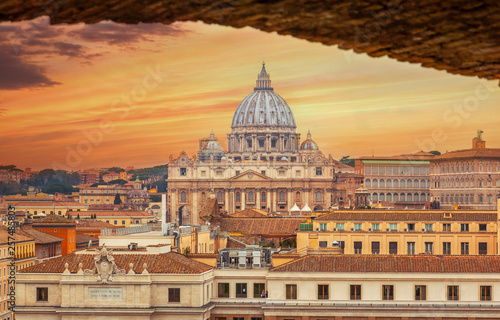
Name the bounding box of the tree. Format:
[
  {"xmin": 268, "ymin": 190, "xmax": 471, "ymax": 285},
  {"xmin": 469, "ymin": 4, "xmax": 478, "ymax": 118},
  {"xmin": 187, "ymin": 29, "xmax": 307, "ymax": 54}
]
[
  {"xmin": 429, "ymin": 150, "xmax": 441, "ymax": 156},
  {"xmin": 339, "ymin": 156, "xmax": 355, "ymax": 167},
  {"xmin": 76, "ymin": 214, "xmax": 80, "ymax": 219},
  {"xmin": 0, "ymin": 181, "xmax": 24, "ymax": 195},
  {"xmin": 42, "ymin": 183, "xmax": 77, "ymax": 195},
  {"xmin": 114, "ymin": 193, "xmax": 122, "ymax": 204},
  {"xmin": 150, "ymin": 195, "xmax": 162, "ymax": 202},
  {"xmin": 108, "ymin": 179, "xmax": 128, "ymax": 185}
]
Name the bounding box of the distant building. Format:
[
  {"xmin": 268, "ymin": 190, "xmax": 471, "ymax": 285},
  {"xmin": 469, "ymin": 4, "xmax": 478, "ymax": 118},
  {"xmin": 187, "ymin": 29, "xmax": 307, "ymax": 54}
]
[
  {"xmin": 78, "ymin": 169, "xmax": 99, "ymax": 185},
  {"xmin": 32, "ymin": 215, "xmax": 77, "ymax": 255},
  {"xmin": 17, "ymin": 228, "xmax": 63, "ymax": 264},
  {"xmin": 355, "ymin": 151, "xmax": 435, "ymax": 208},
  {"xmin": 430, "ymin": 132, "xmax": 500, "ymax": 210},
  {"xmin": 12, "ymin": 200, "xmax": 87, "ymax": 218},
  {"xmin": 297, "ymin": 209, "xmax": 498, "ymax": 255},
  {"xmin": 77, "ymin": 210, "xmax": 155, "ymax": 226}
]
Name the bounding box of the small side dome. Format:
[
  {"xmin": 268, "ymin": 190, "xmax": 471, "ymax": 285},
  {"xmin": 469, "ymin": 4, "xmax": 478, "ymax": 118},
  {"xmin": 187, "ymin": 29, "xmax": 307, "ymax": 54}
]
[
  {"xmin": 300, "ymin": 130, "xmax": 319, "ymax": 151},
  {"xmin": 281, "ymin": 157, "xmax": 288, "ymax": 161}
]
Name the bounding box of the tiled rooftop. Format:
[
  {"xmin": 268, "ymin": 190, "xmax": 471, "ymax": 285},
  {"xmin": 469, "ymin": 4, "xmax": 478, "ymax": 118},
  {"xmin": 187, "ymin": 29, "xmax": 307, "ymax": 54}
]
[
  {"xmin": 79, "ymin": 211, "xmax": 154, "ymax": 217},
  {"xmin": 229, "ymin": 208, "xmax": 268, "ymax": 218},
  {"xmin": 19, "ymin": 251, "xmax": 213, "ymax": 274},
  {"xmin": 220, "ymin": 217, "xmax": 306, "ymax": 235},
  {"xmin": 271, "ymin": 255, "xmax": 500, "ymax": 273},
  {"xmin": 32, "ymin": 214, "xmax": 75, "ymax": 225},
  {"xmin": 75, "ymin": 220, "xmax": 120, "ymax": 229},
  {"xmin": 434, "ymin": 148, "xmax": 500, "ymax": 160},
  {"xmin": 17, "ymin": 228, "xmax": 64, "ymax": 244},
  {"xmin": 314, "ymin": 211, "xmax": 496, "ymax": 222},
  {"xmin": 13, "ymin": 201, "xmax": 86, "ymax": 207},
  {"xmin": 0, "ymin": 226, "xmax": 35, "ymax": 244}
]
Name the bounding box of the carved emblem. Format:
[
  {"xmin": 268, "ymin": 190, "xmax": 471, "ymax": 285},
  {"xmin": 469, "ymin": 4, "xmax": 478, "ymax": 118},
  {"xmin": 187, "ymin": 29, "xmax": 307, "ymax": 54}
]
[
  {"xmin": 85, "ymin": 246, "xmax": 125, "ymax": 284},
  {"xmin": 248, "ymin": 172, "xmax": 254, "ymax": 179}
]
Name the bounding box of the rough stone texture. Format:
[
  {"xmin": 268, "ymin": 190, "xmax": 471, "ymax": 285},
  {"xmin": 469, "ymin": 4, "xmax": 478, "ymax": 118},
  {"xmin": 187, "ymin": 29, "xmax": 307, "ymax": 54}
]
[{"xmin": 1, "ymin": 0, "xmax": 499, "ymax": 83}]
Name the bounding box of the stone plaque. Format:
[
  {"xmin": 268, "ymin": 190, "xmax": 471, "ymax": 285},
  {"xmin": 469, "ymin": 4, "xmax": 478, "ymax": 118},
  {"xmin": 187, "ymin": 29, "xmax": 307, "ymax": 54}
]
[{"xmin": 89, "ymin": 287, "xmax": 123, "ymax": 300}]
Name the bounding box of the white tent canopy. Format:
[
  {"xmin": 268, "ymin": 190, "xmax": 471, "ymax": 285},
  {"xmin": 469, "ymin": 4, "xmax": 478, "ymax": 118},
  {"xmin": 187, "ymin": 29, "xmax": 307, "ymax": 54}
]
[
  {"xmin": 290, "ymin": 203, "xmax": 300, "ymax": 212},
  {"xmin": 301, "ymin": 203, "xmax": 312, "ymax": 212}
]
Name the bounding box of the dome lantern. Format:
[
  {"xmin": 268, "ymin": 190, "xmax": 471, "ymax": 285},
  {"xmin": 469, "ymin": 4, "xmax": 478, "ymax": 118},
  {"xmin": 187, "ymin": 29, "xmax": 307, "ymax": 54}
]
[{"xmin": 255, "ymin": 61, "xmax": 273, "ymax": 91}]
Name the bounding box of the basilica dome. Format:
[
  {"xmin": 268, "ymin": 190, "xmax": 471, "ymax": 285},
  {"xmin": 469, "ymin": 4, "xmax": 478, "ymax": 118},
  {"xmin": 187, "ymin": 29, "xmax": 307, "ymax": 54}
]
[
  {"xmin": 231, "ymin": 63, "xmax": 296, "ymax": 129},
  {"xmin": 300, "ymin": 130, "xmax": 319, "ymax": 151}
]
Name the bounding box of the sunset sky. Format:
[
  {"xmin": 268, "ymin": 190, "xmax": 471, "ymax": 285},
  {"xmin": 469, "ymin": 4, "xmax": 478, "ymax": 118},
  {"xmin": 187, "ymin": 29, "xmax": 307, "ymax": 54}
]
[{"xmin": 1, "ymin": 16, "xmax": 499, "ymax": 171}]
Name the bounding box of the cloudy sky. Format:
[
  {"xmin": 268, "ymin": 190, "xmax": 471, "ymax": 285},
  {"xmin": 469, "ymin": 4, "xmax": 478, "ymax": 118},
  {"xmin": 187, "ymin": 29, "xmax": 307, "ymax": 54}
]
[{"xmin": 1, "ymin": 16, "xmax": 499, "ymax": 171}]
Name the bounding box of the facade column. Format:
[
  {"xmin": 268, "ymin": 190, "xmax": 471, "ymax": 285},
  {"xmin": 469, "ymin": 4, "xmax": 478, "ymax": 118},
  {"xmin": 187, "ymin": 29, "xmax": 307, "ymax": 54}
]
[
  {"xmin": 256, "ymin": 190, "xmax": 261, "ymax": 209},
  {"xmin": 225, "ymin": 189, "xmax": 229, "ymax": 212},
  {"xmin": 241, "ymin": 190, "xmax": 246, "ymax": 211},
  {"xmin": 305, "ymin": 188, "xmax": 310, "ymax": 208},
  {"xmin": 267, "ymin": 190, "xmax": 271, "ymax": 210},
  {"xmin": 288, "ymin": 189, "xmax": 293, "ymax": 211},
  {"xmin": 192, "ymin": 189, "xmax": 198, "ymax": 225},
  {"xmin": 272, "ymin": 189, "xmax": 277, "ymax": 212},
  {"xmin": 170, "ymin": 190, "xmax": 177, "ymax": 223},
  {"xmin": 230, "ymin": 189, "xmax": 235, "ymax": 213}
]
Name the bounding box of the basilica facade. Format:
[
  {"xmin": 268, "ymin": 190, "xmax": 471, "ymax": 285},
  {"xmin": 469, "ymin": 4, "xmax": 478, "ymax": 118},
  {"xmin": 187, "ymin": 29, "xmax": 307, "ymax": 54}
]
[{"xmin": 167, "ymin": 63, "xmax": 351, "ymax": 225}]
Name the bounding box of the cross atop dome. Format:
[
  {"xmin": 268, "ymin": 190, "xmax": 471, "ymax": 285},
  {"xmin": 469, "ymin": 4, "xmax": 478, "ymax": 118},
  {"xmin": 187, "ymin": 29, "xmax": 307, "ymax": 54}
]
[{"xmin": 255, "ymin": 61, "xmax": 273, "ymax": 91}]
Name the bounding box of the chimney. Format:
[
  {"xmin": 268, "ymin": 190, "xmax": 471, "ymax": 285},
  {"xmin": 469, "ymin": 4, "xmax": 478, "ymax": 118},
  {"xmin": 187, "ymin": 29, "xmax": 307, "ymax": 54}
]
[{"xmin": 472, "ymin": 130, "xmax": 486, "ymax": 149}]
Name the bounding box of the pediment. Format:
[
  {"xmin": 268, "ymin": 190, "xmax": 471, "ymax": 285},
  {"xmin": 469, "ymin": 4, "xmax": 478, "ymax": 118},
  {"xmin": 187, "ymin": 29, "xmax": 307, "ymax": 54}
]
[{"xmin": 229, "ymin": 170, "xmax": 272, "ymax": 181}]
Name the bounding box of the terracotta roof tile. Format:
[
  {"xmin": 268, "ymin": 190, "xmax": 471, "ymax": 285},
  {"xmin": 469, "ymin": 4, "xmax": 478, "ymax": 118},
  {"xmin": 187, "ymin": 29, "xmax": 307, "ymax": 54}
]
[
  {"xmin": 229, "ymin": 209, "xmax": 268, "ymax": 218},
  {"xmin": 13, "ymin": 201, "xmax": 86, "ymax": 207},
  {"xmin": 79, "ymin": 211, "xmax": 154, "ymax": 217},
  {"xmin": 19, "ymin": 251, "xmax": 213, "ymax": 274},
  {"xmin": 17, "ymin": 228, "xmax": 64, "ymax": 244},
  {"xmin": 75, "ymin": 234, "xmax": 98, "ymax": 245},
  {"xmin": 76, "ymin": 220, "xmax": 119, "ymax": 229},
  {"xmin": 271, "ymin": 255, "xmax": 500, "ymax": 273},
  {"xmin": 220, "ymin": 217, "xmax": 306, "ymax": 235},
  {"xmin": 434, "ymin": 148, "xmax": 500, "ymax": 160},
  {"xmin": 0, "ymin": 226, "xmax": 35, "ymax": 244},
  {"xmin": 32, "ymin": 214, "xmax": 75, "ymax": 225},
  {"xmin": 315, "ymin": 211, "xmax": 496, "ymax": 222}
]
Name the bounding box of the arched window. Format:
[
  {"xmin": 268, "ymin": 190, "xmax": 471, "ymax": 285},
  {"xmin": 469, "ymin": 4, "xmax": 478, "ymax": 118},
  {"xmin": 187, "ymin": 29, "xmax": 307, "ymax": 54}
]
[
  {"xmin": 407, "ymin": 194, "xmax": 412, "ymax": 201},
  {"xmin": 181, "ymin": 191, "xmax": 186, "ymax": 203},
  {"xmin": 414, "ymin": 179, "xmax": 419, "ymax": 188},
  {"xmin": 201, "ymin": 192, "xmax": 206, "ymax": 202},
  {"xmin": 393, "ymin": 193, "xmax": 399, "ymax": 201},
  {"xmin": 365, "ymin": 179, "xmax": 371, "ymax": 188},
  {"xmin": 248, "ymin": 191, "xmax": 254, "ymax": 201},
  {"xmin": 279, "ymin": 191, "xmax": 285, "ymax": 201},
  {"xmin": 380, "ymin": 193, "xmax": 385, "ymax": 201},
  {"xmin": 386, "ymin": 179, "xmax": 392, "ymax": 188},
  {"xmin": 400, "ymin": 179, "xmax": 405, "ymax": 188},
  {"xmin": 380, "ymin": 179, "xmax": 385, "ymax": 188},
  {"xmin": 393, "ymin": 179, "xmax": 399, "ymax": 188},
  {"xmin": 296, "ymin": 192, "xmax": 301, "ymax": 201},
  {"xmin": 373, "ymin": 179, "xmax": 378, "ymax": 188},
  {"xmin": 372, "ymin": 193, "xmax": 378, "ymax": 201},
  {"xmin": 261, "ymin": 192, "xmax": 266, "ymax": 202},
  {"xmin": 387, "ymin": 193, "xmax": 392, "ymax": 201},
  {"xmin": 420, "ymin": 193, "xmax": 426, "ymax": 202},
  {"xmin": 236, "ymin": 192, "xmax": 241, "ymax": 202},
  {"xmin": 427, "ymin": 193, "xmax": 430, "ymax": 201},
  {"xmin": 217, "ymin": 191, "xmax": 223, "ymax": 202},
  {"xmin": 420, "ymin": 179, "xmax": 425, "ymax": 188},
  {"xmin": 407, "ymin": 179, "xmax": 412, "ymax": 188},
  {"xmin": 316, "ymin": 191, "xmax": 322, "ymax": 202},
  {"xmin": 400, "ymin": 193, "xmax": 406, "ymax": 201}
]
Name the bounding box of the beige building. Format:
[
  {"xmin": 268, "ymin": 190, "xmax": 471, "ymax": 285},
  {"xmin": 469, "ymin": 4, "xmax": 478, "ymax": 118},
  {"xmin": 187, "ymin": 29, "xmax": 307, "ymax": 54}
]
[
  {"xmin": 15, "ymin": 245, "xmax": 500, "ymax": 320},
  {"xmin": 297, "ymin": 209, "xmax": 498, "ymax": 255},
  {"xmin": 355, "ymin": 151, "xmax": 435, "ymax": 208},
  {"xmin": 430, "ymin": 132, "xmax": 500, "ymax": 210},
  {"xmin": 168, "ymin": 63, "xmax": 350, "ymax": 225},
  {"xmin": 12, "ymin": 201, "xmax": 87, "ymax": 218}
]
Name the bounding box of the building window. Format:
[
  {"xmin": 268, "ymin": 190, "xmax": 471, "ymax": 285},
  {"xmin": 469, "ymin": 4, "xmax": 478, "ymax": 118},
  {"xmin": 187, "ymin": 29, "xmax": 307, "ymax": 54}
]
[
  {"xmin": 415, "ymin": 285, "xmax": 427, "ymax": 300},
  {"xmin": 479, "ymin": 224, "xmax": 487, "ymax": 231},
  {"xmin": 480, "ymin": 285, "xmax": 492, "ymax": 301},
  {"xmin": 236, "ymin": 283, "xmax": 247, "ymax": 298},
  {"xmin": 168, "ymin": 288, "xmax": 180, "ymax": 302},
  {"xmin": 336, "ymin": 223, "xmax": 345, "ymax": 230},
  {"xmin": 319, "ymin": 223, "xmax": 327, "ymax": 231},
  {"xmin": 180, "ymin": 168, "xmax": 187, "ymax": 176},
  {"xmin": 286, "ymin": 284, "xmax": 297, "ymax": 300},
  {"xmin": 443, "ymin": 223, "xmax": 451, "ymax": 232},
  {"xmin": 236, "ymin": 192, "xmax": 241, "ymax": 202},
  {"xmin": 371, "ymin": 242, "xmax": 380, "ymax": 254},
  {"xmin": 201, "ymin": 170, "xmax": 206, "ymax": 177},
  {"xmin": 447, "ymin": 285, "xmax": 459, "ymax": 301},
  {"xmin": 261, "ymin": 192, "xmax": 266, "ymax": 202},
  {"xmin": 259, "ymin": 139, "xmax": 265, "ymax": 148},
  {"xmin": 443, "ymin": 242, "xmax": 451, "ymax": 255},
  {"xmin": 318, "ymin": 284, "xmax": 329, "ymax": 300},
  {"xmin": 382, "ymin": 285, "xmax": 394, "ymax": 300},
  {"xmin": 316, "ymin": 167, "xmax": 322, "ymax": 175},
  {"xmin": 354, "ymin": 223, "xmax": 362, "ymax": 231},
  {"xmin": 479, "ymin": 242, "xmax": 488, "ymax": 255},
  {"xmin": 316, "ymin": 191, "xmax": 322, "ymax": 202},
  {"xmin": 425, "ymin": 224, "xmax": 433, "ymax": 231},
  {"xmin": 389, "ymin": 223, "xmax": 397, "ymax": 231},
  {"xmin": 114, "ymin": 220, "xmax": 118, "ymax": 225},
  {"xmin": 180, "ymin": 191, "xmax": 187, "ymax": 203},
  {"xmin": 354, "ymin": 241, "xmax": 362, "ymax": 254},
  {"xmin": 218, "ymin": 283, "xmax": 229, "ymax": 298},
  {"xmin": 350, "ymin": 285, "xmax": 361, "ymax": 300},
  {"xmin": 37, "ymin": 287, "xmax": 48, "ymax": 301},
  {"xmin": 389, "ymin": 242, "xmax": 398, "ymax": 255},
  {"xmin": 461, "ymin": 223, "xmax": 469, "ymax": 232},
  {"xmin": 217, "ymin": 191, "xmax": 223, "ymax": 202},
  {"xmin": 407, "ymin": 223, "xmax": 415, "ymax": 231},
  {"xmin": 424, "ymin": 242, "xmax": 433, "ymax": 254},
  {"xmin": 248, "ymin": 191, "xmax": 254, "ymax": 202},
  {"xmin": 371, "ymin": 223, "xmax": 380, "ymax": 231},
  {"xmin": 121, "ymin": 220, "xmax": 125, "ymax": 225},
  {"xmin": 279, "ymin": 191, "xmax": 285, "ymax": 201},
  {"xmin": 254, "ymin": 283, "xmax": 265, "ymax": 298},
  {"xmin": 460, "ymin": 242, "xmax": 469, "ymax": 255}
]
